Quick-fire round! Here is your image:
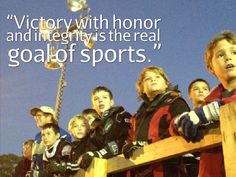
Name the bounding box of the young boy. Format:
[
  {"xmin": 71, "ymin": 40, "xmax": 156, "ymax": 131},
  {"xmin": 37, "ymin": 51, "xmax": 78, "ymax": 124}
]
[
  {"xmin": 122, "ymin": 66, "xmax": 190, "ymax": 177},
  {"xmin": 186, "ymin": 78, "xmax": 211, "ymax": 177},
  {"xmin": 175, "ymin": 31, "xmax": 236, "ymax": 177},
  {"xmin": 188, "ymin": 78, "xmax": 211, "ymax": 108},
  {"xmin": 42, "ymin": 123, "xmax": 72, "ymax": 176},
  {"xmin": 13, "ymin": 139, "xmax": 34, "ymax": 177},
  {"xmin": 26, "ymin": 123, "xmax": 72, "ymax": 177},
  {"xmin": 81, "ymin": 108, "xmax": 101, "ymax": 130},
  {"xmin": 68, "ymin": 114, "xmax": 98, "ymax": 163},
  {"xmin": 79, "ymin": 86, "xmax": 132, "ymax": 170},
  {"xmin": 30, "ymin": 106, "xmax": 71, "ymax": 171}
]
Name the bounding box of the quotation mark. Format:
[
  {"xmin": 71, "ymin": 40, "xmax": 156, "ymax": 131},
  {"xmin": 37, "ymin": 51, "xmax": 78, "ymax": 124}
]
[
  {"xmin": 7, "ymin": 14, "xmax": 15, "ymax": 20},
  {"xmin": 153, "ymin": 43, "xmax": 161, "ymax": 50}
]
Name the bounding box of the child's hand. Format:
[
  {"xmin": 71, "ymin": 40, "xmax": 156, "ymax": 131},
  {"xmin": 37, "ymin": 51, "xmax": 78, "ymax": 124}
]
[
  {"xmin": 176, "ymin": 116, "xmax": 204, "ymax": 143},
  {"xmin": 122, "ymin": 141, "xmax": 149, "ymax": 159},
  {"xmin": 79, "ymin": 152, "xmax": 94, "ymax": 170},
  {"xmin": 174, "ymin": 101, "xmax": 222, "ymax": 142},
  {"xmin": 48, "ymin": 161, "xmax": 67, "ymax": 173}
]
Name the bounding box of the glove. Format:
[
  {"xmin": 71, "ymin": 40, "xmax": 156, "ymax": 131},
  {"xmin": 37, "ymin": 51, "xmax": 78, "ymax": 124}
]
[
  {"xmin": 79, "ymin": 148, "xmax": 116, "ymax": 170},
  {"xmin": 175, "ymin": 101, "xmax": 222, "ymax": 142},
  {"xmin": 176, "ymin": 115, "xmax": 204, "ymax": 142},
  {"xmin": 122, "ymin": 141, "xmax": 149, "ymax": 159},
  {"xmin": 79, "ymin": 152, "xmax": 94, "ymax": 170},
  {"xmin": 91, "ymin": 141, "xmax": 119, "ymax": 159},
  {"xmin": 47, "ymin": 160, "xmax": 67, "ymax": 173}
]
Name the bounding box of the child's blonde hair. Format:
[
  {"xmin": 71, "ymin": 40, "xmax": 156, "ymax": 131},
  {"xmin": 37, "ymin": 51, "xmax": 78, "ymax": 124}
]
[
  {"xmin": 67, "ymin": 114, "xmax": 90, "ymax": 135},
  {"xmin": 136, "ymin": 66, "xmax": 170, "ymax": 99},
  {"xmin": 205, "ymin": 31, "xmax": 236, "ymax": 71}
]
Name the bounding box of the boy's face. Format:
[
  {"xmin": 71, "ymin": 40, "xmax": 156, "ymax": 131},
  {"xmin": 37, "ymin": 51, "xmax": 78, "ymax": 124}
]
[
  {"xmin": 189, "ymin": 81, "xmax": 210, "ymax": 106},
  {"xmin": 71, "ymin": 119, "xmax": 88, "ymax": 139},
  {"xmin": 41, "ymin": 128, "xmax": 60, "ymax": 147},
  {"xmin": 142, "ymin": 71, "xmax": 168, "ymax": 99},
  {"xmin": 22, "ymin": 144, "xmax": 32, "ymax": 159},
  {"xmin": 34, "ymin": 111, "xmax": 54, "ymax": 128},
  {"xmin": 209, "ymin": 39, "xmax": 236, "ymax": 84},
  {"xmin": 92, "ymin": 90, "xmax": 114, "ymax": 115}
]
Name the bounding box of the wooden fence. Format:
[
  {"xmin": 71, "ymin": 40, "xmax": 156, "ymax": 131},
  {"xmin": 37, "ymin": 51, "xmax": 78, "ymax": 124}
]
[{"xmin": 74, "ymin": 101, "xmax": 236, "ymax": 177}]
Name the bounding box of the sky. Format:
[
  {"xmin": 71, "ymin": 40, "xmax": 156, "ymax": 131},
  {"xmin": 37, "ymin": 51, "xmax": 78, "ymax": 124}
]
[{"xmin": 0, "ymin": 0, "xmax": 235, "ymax": 155}]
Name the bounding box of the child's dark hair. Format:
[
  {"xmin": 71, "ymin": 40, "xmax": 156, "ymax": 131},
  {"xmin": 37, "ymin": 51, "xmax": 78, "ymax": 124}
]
[
  {"xmin": 188, "ymin": 78, "xmax": 210, "ymax": 94},
  {"xmin": 81, "ymin": 108, "xmax": 100, "ymax": 119},
  {"xmin": 42, "ymin": 123, "xmax": 60, "ymax": 134},
  {"xmin": 91, "ymin": 86, "xmax": 113, "ymax": 99},
  {"xmin": 23, "ymin": 139, "xmax": 34, "ymax": 147}
]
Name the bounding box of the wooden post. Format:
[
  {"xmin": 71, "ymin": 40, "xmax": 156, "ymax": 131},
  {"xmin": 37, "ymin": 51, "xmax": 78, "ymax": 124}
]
[
  {"xmin": 220, "ymin": 101, "xmax": 236, "ymax": 177},
  {"xmin": 73, "ymin": 158, "xmax": 107, "ymax": 177},
  {"xmin": 85, "ymin": 158, "xmax": 107, "ymax": 177}
]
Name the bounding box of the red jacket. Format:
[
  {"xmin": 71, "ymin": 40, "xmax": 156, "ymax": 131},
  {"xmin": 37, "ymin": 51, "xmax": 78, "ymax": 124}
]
[
  {"xmin": 199, "ymin": 84, "xmax": 236, "ymax": 177},
  {"xmin": 128, "ymin": 91, "xmax": 190, "ymax": 177},
  {"xmin": 14, "ymin": 158, "xmax": 31, "ymax": 177}
]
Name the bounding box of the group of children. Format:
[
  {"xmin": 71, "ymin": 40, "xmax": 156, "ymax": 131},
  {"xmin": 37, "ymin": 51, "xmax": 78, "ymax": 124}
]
[
  {"xmin": 22, "ymin": 30, "xmax": 235, "ymax": 177},
  {"xmin": 25, "ymin": 86, "xmax": 131, "ymax": 177}
]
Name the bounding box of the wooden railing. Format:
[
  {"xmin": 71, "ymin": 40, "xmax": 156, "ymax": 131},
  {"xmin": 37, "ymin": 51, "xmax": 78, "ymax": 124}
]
[{"xmin": 74, "ymin": 101, "xmax": 236, "ymax": 177}]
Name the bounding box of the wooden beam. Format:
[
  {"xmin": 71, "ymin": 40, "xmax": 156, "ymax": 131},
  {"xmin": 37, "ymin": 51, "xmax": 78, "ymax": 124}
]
[
  {"xmin": 220, "ymin": 101, "xmax": 236, "ymax": 177},
  {"xmin": 107, "ymin": 132, "xmax": 221, "ymax": 174},
  {"xmin": 72, "ymin": 123, "xmax": 222, "ymax": 176}
]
